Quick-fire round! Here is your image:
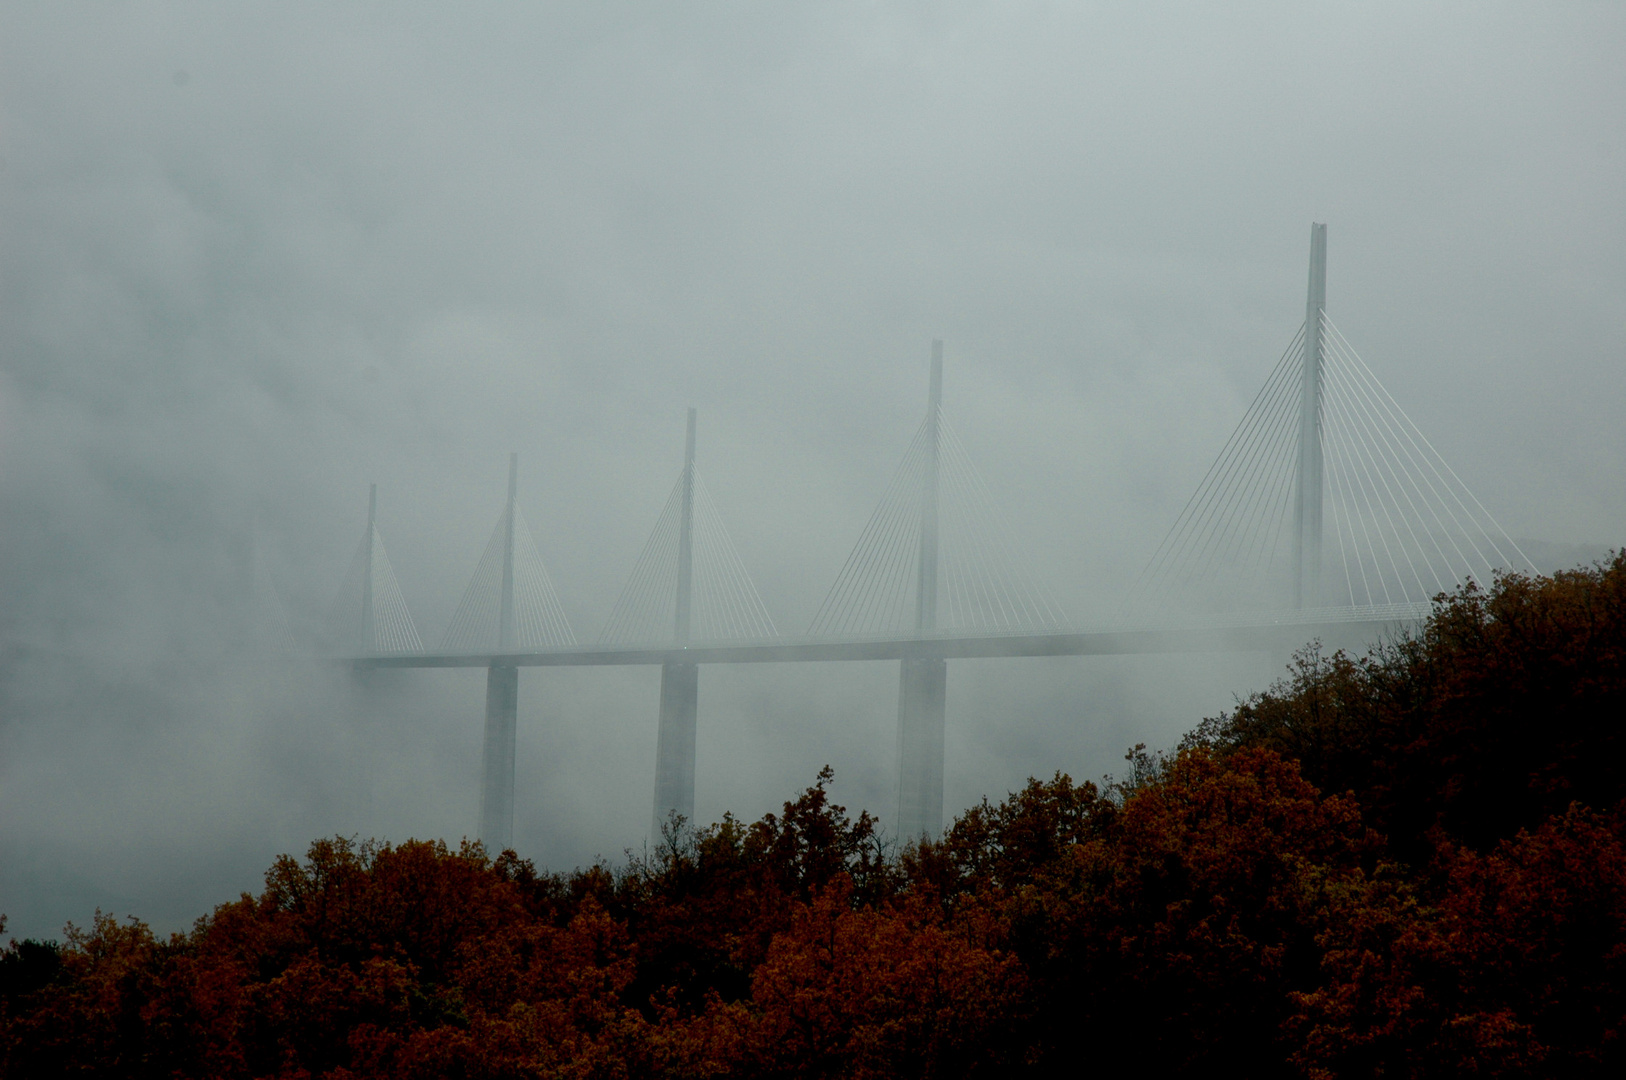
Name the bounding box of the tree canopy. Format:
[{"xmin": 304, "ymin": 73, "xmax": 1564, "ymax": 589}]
[{"xmin": 5, "ymin": 554, "xmax": 1624, "ymax": 1077}]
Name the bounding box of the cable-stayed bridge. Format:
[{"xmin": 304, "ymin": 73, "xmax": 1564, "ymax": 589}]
[{"xmin": 308, "ymin": 225, "xmax": 1531, "ymax": 850}]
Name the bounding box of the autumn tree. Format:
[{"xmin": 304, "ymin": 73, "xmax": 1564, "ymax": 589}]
[{"xmin": 1193, "ymin": 552, "xmax": 1626, "ymax": 859}]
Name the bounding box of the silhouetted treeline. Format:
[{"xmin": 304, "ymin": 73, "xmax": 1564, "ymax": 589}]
[{"xmin": 4, "ymin": 554, "xmax": 1624, "ymax": 1077}]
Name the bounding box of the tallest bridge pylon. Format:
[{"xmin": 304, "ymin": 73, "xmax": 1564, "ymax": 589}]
[
  {"xmin": 1126, "ymin": 223, "xmax": 1532, "ymax": 619},
  {"xmin": 1295, "ymin": 222, "xmax": 1327, "ymax": 609}
]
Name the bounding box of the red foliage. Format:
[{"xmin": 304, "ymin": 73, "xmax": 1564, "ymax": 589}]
[{"xmin": 1291, "ymin": 804, "xmax": 1626, "ymax": 1077}]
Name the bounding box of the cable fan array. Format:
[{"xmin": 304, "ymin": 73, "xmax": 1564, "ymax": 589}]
[
  {"xmin": 324, "ymin": 308, "xmax": 1522, "ymax": 651},
  {"xmin": 1126, "ymin": 313, "xmax": 1531, "ymax": 617},
  {"xmin": 440, "ymin": 503, "xmax": 576, "ymax": 652},
  {"xmin": 599, "ymin": 466, "xmax": 778, "ymax": 645},
  {"xmin": 809, "ymin": 410, "xmax": 1065, "ymax": 637},
  {"xmin": 333, "ymin": 521, "xmax": 424, "ymax": 655}
]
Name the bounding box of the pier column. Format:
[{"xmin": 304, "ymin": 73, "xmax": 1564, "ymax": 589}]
[
  {"xmin": 653, "ymin": 662, "xmax": 698, "ymax": 835},
  {"xmin": 897, "ymin": 341, "xmax": 947, "ymax": 842},
  {"xmin": 896, "ymin": 657, "xmax": 946, "ymax": 842},
  {"xmin": 481, "ymin": 454, "xmax": 521, "ymax": 853},
  {"xmin": 481, "ymin": 663, "xmax": 518, "ymax": 852},
  {"xmin": 653, "ymin": 409, "xmax": 701, "ymax": 835}
]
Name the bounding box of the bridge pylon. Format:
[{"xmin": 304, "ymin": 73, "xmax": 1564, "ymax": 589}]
[
  {"xmin": 809, "ymin": 338, "xmax": 1063, "ymax": 841},
  {"xmin": 1124, "ymin": 222, "xmax": 1531, "ymax": 619},
  {"xmin": 436, "ymin": 452, "xmax": 576, "ymax": 851},
  {"xmin": 361, "ymin": 484, "xmax": 376, "ymax": 650},
  {"xmin": 597, "ymin": 405, "xmax": 777, "ymax": 839},
  {"xmin": 333, "ymin": 483, "xmax": 422, "ymax": 656},
  {"xmin": 1295, "ymin": 223, "xmax": 1327, "ymax": 608}
]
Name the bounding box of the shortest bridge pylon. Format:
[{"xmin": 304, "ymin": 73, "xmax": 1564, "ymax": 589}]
[{"xmin": 331, "ymin": 483, "xmax": 424, "ymax": 657}]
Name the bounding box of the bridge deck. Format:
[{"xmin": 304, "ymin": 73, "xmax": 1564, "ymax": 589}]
[{"xmin": 348, "ymin": 610, "xmax": 1424, "ymax": 669}]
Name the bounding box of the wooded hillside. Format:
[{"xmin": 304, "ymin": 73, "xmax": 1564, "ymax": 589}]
[{"xmin": 4, "ymin": 554, "xmax": 1623, "ymax": 1077}]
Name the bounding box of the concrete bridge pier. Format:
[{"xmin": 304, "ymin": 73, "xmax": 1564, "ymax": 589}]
[
  {"xmin": 481, "ymin": 663, "xmax": 519, "ymax": 852},
  {"xmin": 653, "ymin": 662, "xmax": 699, "ymax": 835},
  {"xmin": 897, "ymin": 341, "xmax": 947, "ymax": 842},
  {"xmin": 896, "ymin": 657, "xmax": 946, "ymax": 842},
  {"xmin": 480, "ymin": 454, "xmax": 522, "ymax": 854},
  {"xmin": 652, "ymin": 409, "xmax": 700, "ymax": 837}
]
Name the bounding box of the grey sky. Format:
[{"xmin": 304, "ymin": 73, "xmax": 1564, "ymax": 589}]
[{"xmin": 2, "ymin": 2, "xmax": 1622, "ymax": 939}]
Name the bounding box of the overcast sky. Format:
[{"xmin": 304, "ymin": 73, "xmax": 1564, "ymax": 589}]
[{"xmin": 3, "ymin": 2, "xmax": 1622, "ymax": 940}]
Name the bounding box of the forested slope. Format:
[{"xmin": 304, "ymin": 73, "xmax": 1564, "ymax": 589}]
[{"xmin": 4, "ymin": 554, "xmax": 1623, "ymax": 1077}]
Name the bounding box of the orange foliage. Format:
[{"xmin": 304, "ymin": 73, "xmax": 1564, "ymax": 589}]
[
  {"xmin": 3, "ymin": 556, "xmax": 1624, "ymax": 1076},
  {"xmin": 745, "ymin": 878, "xmax": 1023, "ymax": 1077},
  {"xmin": 1291, "ymin": 804, "xmax": 1626, "ymax": 1077}
]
